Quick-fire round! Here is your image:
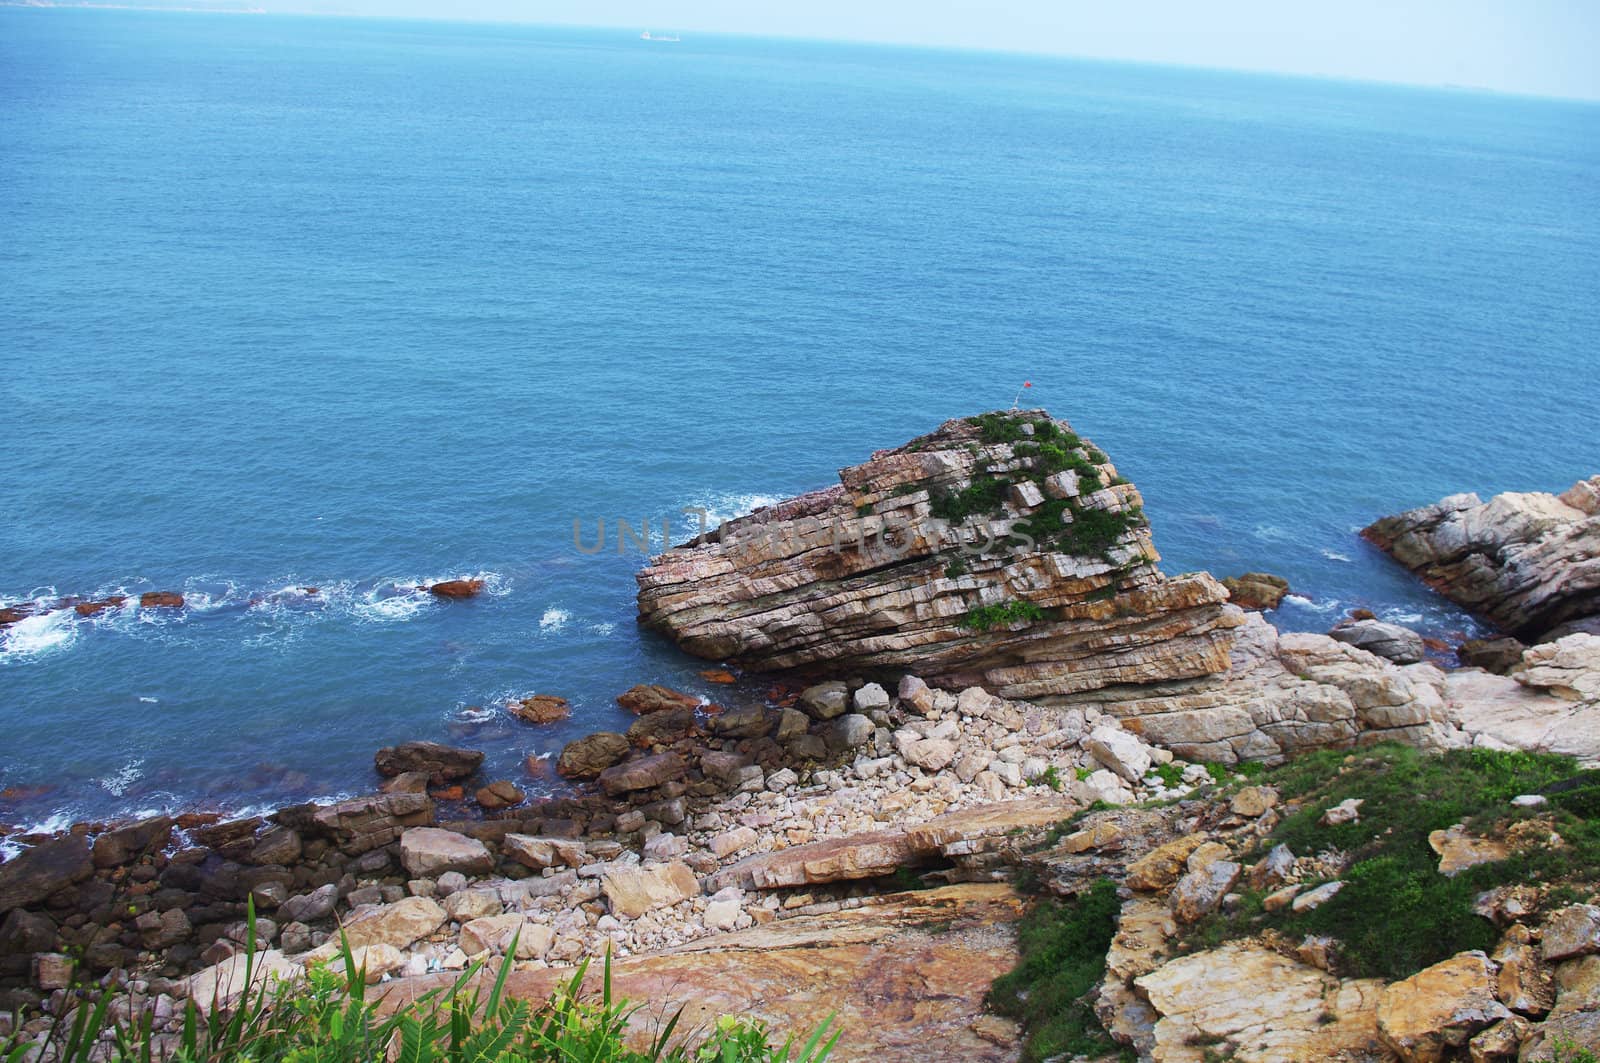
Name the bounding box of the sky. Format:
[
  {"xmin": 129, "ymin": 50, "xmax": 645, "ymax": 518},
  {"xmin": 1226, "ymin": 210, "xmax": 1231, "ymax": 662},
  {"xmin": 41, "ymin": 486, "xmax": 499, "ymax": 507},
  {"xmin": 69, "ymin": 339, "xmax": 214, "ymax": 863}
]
[{"xmin": 273, "ymin": 0, "xmax": 1600, "ymax": 101}]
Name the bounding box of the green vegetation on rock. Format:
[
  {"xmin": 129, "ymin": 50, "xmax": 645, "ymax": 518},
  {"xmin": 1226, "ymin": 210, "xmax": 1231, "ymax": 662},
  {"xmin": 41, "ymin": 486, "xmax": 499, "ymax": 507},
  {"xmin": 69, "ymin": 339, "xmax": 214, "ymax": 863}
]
[
  {"xmin": 987, "ymin": 880, "xmax": 1126, "ymax": 1063},
  {"xmin": 960, "ymin": 599, "xmax": 1046, "ymax": 632},
  {"xmin": 3, "ymin": 911, "xmax": 839, "ymax": 1063},
  {"xmin": 1187, "ymin": 744, "xmax": 1600, "ymax": 980}
]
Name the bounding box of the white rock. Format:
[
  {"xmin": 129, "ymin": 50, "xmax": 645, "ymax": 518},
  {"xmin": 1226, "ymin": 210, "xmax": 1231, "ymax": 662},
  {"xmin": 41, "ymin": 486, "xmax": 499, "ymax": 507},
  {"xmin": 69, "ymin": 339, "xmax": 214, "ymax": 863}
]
[
  {"xmin": 1084, "ymin": 725, "xmax": 1153, "ymax": 783},
  {"xmin": 853, "ymin": 683, "xmax": 890, "ymax": 711}
]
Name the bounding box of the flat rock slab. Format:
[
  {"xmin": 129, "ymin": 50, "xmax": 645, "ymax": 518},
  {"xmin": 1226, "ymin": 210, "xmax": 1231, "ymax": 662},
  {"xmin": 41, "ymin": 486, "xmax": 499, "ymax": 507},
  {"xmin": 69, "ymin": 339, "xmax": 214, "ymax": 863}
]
[{"xmin": 376, "ymin": 884, "xmax": 1025, "ymax": 1063}]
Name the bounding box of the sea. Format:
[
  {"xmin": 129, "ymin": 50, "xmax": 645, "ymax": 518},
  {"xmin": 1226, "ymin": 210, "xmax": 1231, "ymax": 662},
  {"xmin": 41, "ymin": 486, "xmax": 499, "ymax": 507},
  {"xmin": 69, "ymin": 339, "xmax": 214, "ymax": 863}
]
[{"xmin": 2, "ymin": 10, "xmax": 1597, "ymax": 833}]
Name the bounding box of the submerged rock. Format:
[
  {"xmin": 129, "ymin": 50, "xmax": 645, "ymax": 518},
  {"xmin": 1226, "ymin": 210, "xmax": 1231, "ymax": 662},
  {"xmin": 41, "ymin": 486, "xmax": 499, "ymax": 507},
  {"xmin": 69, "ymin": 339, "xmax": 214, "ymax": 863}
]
[
  {"xmin": 636, "ymin": 411, "xmax": 1236, "ymax": 700},
  {"xmin": 426, "ymin": 579, "xmax": 485, "ymax": 599}
]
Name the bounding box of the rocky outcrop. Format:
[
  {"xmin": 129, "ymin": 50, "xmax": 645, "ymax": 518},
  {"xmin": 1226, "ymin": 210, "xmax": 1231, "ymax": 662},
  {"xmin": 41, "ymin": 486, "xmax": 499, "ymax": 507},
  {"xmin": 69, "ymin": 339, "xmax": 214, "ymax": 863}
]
[
  {"xmin": 1220, "ymin": 572, "xmax": 1290, "ymax": 611},
  {"xmin": 1073, "ymin": 611, "xmax": 1460, "ymax": 764},
  {"xmin": 637, "ymin": 411, "xmax": 1238, "ymax": 700},
  {"xmin": 1329, "ymin": 618, "xmax": 1426, "ymax": 664},
  {"xmin": 1363, "ymin": 477, "xmax": 1600, "ymax": 642},
  {"xmin": 1442, "ymin": 635, "xmax": 1600, "ymax": 765}
]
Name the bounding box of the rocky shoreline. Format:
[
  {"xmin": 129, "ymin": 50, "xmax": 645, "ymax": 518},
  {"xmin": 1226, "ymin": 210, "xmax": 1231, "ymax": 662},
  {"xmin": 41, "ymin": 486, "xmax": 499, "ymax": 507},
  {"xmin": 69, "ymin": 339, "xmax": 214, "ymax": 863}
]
[{"xmin": 3, "ymin": 411, "xmax": 1598, "ymax": 1061}]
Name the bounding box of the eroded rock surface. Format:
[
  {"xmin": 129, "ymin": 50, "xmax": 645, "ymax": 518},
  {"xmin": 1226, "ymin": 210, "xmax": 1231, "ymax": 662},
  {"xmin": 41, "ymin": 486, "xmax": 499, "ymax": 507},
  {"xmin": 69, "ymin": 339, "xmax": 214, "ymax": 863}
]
[
  {"xmin": 1363, "ymin": 478, "xmax": 1600, "ymax": 642},
  {"xmin": 637, "ymin": 411, "xmax": 1238, "ymax": 700}
]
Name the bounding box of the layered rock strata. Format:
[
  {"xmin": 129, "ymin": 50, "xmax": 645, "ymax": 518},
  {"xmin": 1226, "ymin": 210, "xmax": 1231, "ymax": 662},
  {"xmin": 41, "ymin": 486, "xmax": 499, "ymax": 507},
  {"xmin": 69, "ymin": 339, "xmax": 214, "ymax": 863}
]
[{"xmin": 637, "ymin": 411, "xmax": 1238, "ymax": 699}]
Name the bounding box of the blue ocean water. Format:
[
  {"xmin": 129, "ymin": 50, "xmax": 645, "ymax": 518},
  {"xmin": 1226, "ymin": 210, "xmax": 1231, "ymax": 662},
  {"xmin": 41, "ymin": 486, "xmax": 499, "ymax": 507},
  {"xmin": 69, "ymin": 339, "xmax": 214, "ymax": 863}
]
[{"xmin": 2, "ymin": 11, "xmax": 1597, "ymax": 828}]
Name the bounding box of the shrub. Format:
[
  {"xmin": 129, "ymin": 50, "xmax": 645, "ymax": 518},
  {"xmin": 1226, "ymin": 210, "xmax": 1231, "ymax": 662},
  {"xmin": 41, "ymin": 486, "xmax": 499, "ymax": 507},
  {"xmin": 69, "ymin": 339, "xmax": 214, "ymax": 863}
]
[
  {"xmin": 944, "ymin": 556, "xmax": 969, "ymax": 579},
  {"xmin": 968, "ymin": 412, "xmax": 1031, "ymax": 444},
  {"xmin": 988, "ymin": 880, "xmax": 1122, "ymax": 1062},
  {"xmin": 929, "ymin": 475, "xmax": 1008, "ymax": 522},
  {"xmin": 960, "ymin": 599, "xmax": 1045, "ymax": 632}
]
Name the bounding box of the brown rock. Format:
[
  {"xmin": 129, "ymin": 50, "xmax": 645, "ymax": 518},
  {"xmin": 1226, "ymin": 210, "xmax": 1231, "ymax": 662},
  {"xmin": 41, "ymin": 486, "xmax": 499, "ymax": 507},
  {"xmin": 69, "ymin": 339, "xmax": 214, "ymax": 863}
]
[
  {"xmin": 626, "ymin": 707, "xmax": 697, "ymax": 748},
  {"xmin": 1542, "ymin": 905, "xmax": 1600, "ymax": 963},
  {"xmin": 710, "ymin": 830, "xmax": 915, "ymax": 891},
  {"xmin": 1125, "ymin": 833, "xmax": 1210, "ymax": 892},
  {"xmin": 699, "ymin": 669, "xmax": 738, "ymax": 684},
  {"xmin": 399, "ymin": 827, "xmax": 494, "ymax": 877},
  {"xmin": 598, "ymin": 752, "xmax": 688, "ymax": 796},
  {"xmin": 507, "ymin": 695, "xmax": 569, "ymax": 725},
  {"xmin": 1363, "ymin": 479, "xmax": 1600, "ymax": 642},
  {"xmin": 139, "ymin": 591, "xmax": 184, "ymax": 608},
  {"xmin": 427, "ymin": 579, "xmax": 485, "ymax": 599},
  {"xmin": 374, "ymin": 741, "xmax": 484, "ymax": 782},
  {"xmin": 556, "ymin": 732, "xmax": 630, "ymax": 779},
  {"xmin": 474, "ymin": 780, "xmax": 525, "ymax": 811},
  {"xmin": 0, "ymin": 835, "xmax": 94, "ymax": 914},
  {"xmin": 601, "ymin": 861, "xmax": 700, "ymax": 918},
  {"xmin": 1429, "ymin": 825, "xmax": 1510, "ymax": 877},
  {"xmin": 1377, "ymin": 950, "xmax": 1512, "ymax": 1062},
  {"xmin": 74, "ymin": 596, "xmax": 127, "ymax": 617},
  {"xmin": 1222, "ymin": 572, "xmax": 1291, "ymax": 610},
  {"xmin": 372, "ymin": 884, "xmax": 1026, "ymax": 1063},
  {"xmin": 616, "ymin": 684, "xmax": 701, "ymax": 715}
]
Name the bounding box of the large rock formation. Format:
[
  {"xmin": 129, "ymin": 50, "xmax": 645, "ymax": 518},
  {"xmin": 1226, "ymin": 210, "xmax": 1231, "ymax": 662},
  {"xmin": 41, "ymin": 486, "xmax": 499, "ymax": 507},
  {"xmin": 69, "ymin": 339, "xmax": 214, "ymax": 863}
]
[
  {"xmin": 1363, "ymin": 476, "xmax": 1600, "ymax": 642},
  {"xmin": 637, "ymin": 411, "xmax": 1237, "ymax": 699}
]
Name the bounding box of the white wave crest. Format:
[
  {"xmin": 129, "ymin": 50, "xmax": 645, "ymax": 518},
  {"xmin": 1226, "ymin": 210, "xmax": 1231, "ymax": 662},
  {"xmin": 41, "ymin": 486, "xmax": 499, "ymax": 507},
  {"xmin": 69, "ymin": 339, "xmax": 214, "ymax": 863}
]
[
  {"xmin": 539, "ymin": 607, "xmax": 570, "ymax": 633},
  {"xmin": 99, "ymin": 759, "xmax": 145, "ymax": 797},
  {"xmin": 1321, "ymin": 550, "xmax": 1353, "ymax": 563},
  {"xmin": 1, "ymin": 608, "xmax": 78, "ymax": 662},
  {"xmin": 682, "ymin": 491, "xmax": 788, "ymax": 531}
]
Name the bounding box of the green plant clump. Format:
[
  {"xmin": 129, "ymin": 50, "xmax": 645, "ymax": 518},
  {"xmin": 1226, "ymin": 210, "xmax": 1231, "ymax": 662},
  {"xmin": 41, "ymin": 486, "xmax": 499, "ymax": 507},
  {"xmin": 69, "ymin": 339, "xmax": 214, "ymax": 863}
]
[
  {"xmin": 960, "ymin": 599, "xmax": 1045, "ymax": 632},
  {"xmin": 944, "ymin": 556, "xmax": 969, "ymax": 579},
  {"xmin": 987, "ymin": 880, "xmax": 1124, "ymax": 1063},
  {"xmin": 3, "ymin": 904, "xmax": 840, "ymax": 1063},
  {"xmin": 1185, "ymin": 744, "xmax": 1600, "ymax": 981},
  {"xmin": 929, "ymin": 475, "xmax": 1008, "ymax": 522}
]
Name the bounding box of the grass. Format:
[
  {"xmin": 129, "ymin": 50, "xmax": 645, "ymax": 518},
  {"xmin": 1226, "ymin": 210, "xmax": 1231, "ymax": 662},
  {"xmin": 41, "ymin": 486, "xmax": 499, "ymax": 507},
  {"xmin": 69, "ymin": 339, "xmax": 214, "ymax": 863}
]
[
  {"xmin": 929, "ymin": 475, "xmax": 1008, "ymax": 522},
  {"xmin": 959, "ymin": 599, "xmax": 1045, "ymax": 632},
  {"xmin": 1184, "ymin": 744, "xmax": 1600, "ymax": 980},
  {"xmin": 1, "ymin": 904, "xmax": 839, "ymax": 1063},
  {"xmin": 987, "ymin": 880, "xmax": 1125, "ymax": 1063}
]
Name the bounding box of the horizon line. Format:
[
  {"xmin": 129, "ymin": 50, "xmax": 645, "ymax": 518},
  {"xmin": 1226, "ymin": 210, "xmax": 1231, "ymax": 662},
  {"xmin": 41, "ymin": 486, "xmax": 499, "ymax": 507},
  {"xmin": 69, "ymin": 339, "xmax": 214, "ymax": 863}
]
[{"xmin": 5, "ymin": 1, "xmax": 1600, "ymax": 106}]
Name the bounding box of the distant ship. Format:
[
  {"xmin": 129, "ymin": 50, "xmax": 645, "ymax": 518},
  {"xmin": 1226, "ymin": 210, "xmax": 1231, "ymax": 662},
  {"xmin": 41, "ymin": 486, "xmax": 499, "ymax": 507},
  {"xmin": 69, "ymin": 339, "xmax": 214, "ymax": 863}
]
[{"xmin": 640, "ymin": 31, "xmax": 680, "ymax": 42}]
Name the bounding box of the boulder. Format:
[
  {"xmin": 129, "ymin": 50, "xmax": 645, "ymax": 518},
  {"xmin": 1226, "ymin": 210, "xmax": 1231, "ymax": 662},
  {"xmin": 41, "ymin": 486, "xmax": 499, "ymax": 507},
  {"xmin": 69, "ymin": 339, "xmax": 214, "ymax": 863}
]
[
  {"xmin": 502, "ymin": 834, "xmax": 586, "ymax": 871},
  {"xmin": 798, "ymin": 682, "xmax": 850, "ymax": 720},
  {"xmin": 598, "ymin": 753, "xmax": 688, "ymax": 796},
  {"xmin": 852, "ymin": 683, "xmax": 890, "ymax": 711},
  {"xmin": 1084, "ymin": 725, "xmax": 1152, "ymax": 783},
  {"xmin": 460, "ymin": 914, "xmax": 551, "ymax": 959},
  {"xmin": 1428, "ymin": 825, "xmax": 1509, "ymax": 877},
  {"xmin": 627, "ymin": 708, "xmax": 697, "ymax": 748},
  {"xmin": 1329, "ymin": 619, "xmax": 1427, "ymax": 664},
  {"xmin": 1377, "ymin": 950, "xmax": 1512, "ymax": 1061},
  {"xmin": 1363, "ymin": 479, "xmax": 1600, "ymax": 642},
  {"xmin": 186, "ymin": 949, "xmax": 301, "ymax": 1012},
  {"xmin": 304, "ymin": 897, "xmax": 447, "ymax": 962},
  {"xmin": 601, "ymin": 861, "xmax": 700, "ymax": 918},
  {"xmin": 279, "ymin": 884, "xmax": 339, "ymax": 924},
  {"xmin": 828, "ymin": 714, "xmax": 875, "ymax": 750},
  {"xmin": 1222, "ymin": 572, "xmax": 1290, "ymax": 610},
  {"xmin": 707, "ymin": 707, "xmax": 772, "ymax": 739},
  {"xmin": 473, "ymin": 780, "xmax": 524, "ymax": 811},
  {"xmin": 374, "ymin": 741, "xmax": 484, "ymax": 782},
  {"xmin": 427, "ymin": 579, "xmax": 484, "ymax": 598},
  {"xmin": 91, "ymin": 816, "xmax": 174, "ymax": 869},
  {"xmin": 616, "ymin": 684, "xmax": 700, "ymax": 715},
  {"xmin": 1459, "ymin": 637, "xmax": 1527, "ymax": 675},
  {"xmin": 139, "ymin": 591, "xmax": 184, "ymax": 608},
  {"xmin": 1133, "ymin": 943, "xmax": 1386, "ymax": 1062},
  {"xmin": 1170, "ymin": 860, "xmax": 1240, "ymax": 923},
  {"xmin": 399, "ymin": 828, "xmax": 494, "ymax": 877},
  {"xmin": 1125, "ymin": 834, "xmax": 1210, "ymax": 893},
  {"xmin": 0, "ymin": 835, "xmax": 93, "ymax": 914},
  {"xmin": 507, "ymin": 695, "xmax": 569, "ymax": 725},
  {"xmin": 1542, "ymin": 905, "xmax": 1600, "ymax": 963},
  {"xmin": 308, "ymin": 792, "xmax": 433, "ymax": 854},
  {"xmin": 555, "ymin": 732, "xmax": 630, "ymax": 778},
  {"xmin": 710, "ymin": 830, "xmax": 915, "ymax": 891}
]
